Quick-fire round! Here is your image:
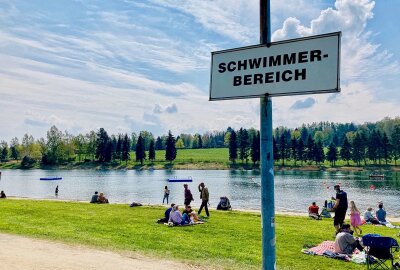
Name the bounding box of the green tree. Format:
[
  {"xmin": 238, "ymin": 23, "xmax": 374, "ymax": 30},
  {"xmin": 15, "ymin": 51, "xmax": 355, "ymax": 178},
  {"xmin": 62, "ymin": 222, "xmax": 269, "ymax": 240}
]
[
  {"xmin": 0, "ymin": 141, "xmax": 8, "ymax": 161},
  {"xmin": 340, "ymin": 136, "xmax": 351, "ymax": 166},
  {"xmin": 10, "ymin": 137, "xmax": 20, "ymax": 160},
  {"xmin": 45, "ymin": 126, "xmax": 64, "ymax": 165},
  {"xmin": 228, "ymin": 130, "xmax": 238, "ymax": 163},
  {"xmin": 224, "ymin": 132, "xmax": 231, "ymax": 147},
  {"xmin": 121, "ymin": 134, "xmax": 130, "ymax": 165},
  {"xmin": 73, "ymin": 134, "xmax": 86, "ymax": 162},
  {"xmin": 351, "ymin": 133, "xmax": 363, "ymax": 166},
  {"xmin": 391, "ymin": 125, "xmax": 400, "ymax": 166},
  {"xmin": 165, "ymin": 131, "xmax": 177, "ymax": 163},
  {"xmin": 86, "ymin": 131, "xmax": 97, "ymax": 161},
  {"xmin": 279, "ymin": 133, "xmax": 287, "ymax": 166},
  {"xmin": 96, "ymin": 128, "xmax": 110, "ymax": 163},
  {"xmin": 175, "ymin": 138, "xmax": 185, "ymax": 149},
  {"xmin": 273, "ymin": 136, "xmax": 280, "ymax": 162},
  {"xmin": 297, "ymin": 138, "xmax": 305, "ymax": 165},
  {"xmin": 367, "ymin": 130, "xmax": 379, "ymax": 164},
  {"xmin": 381, "ymin": 132, "xmax": 391, "ymax": 165},
  {"xmin": 250, "ymin": 131, "xmax": 260, "ymax": 165},
  {"xmin": 238, "ymin": 128, "xmax": 249, "ymax": 163},
  {"xmin": 139, "ymin": 131, "xmax": 154, "ymax": 150},
  {"xmin": 306, "ymin": 135, "xmax": 314, "ymax": 163},
  {"xmin": 327, "ymin": 142, "xmax": 338, "ymax": 166},
  {"xmin": 290, "ymin": 138, "xmax": 298, "ymax": 165},
  {"xmin": 155, "ymin": 136, "xmax": 164, "ymax": 150},
  {"xmin": 198, "ymin": 134, "xmax": 203, "ymax": 149},
  {"xmin": 115, "ymin": 135, "xmax": 122, "ymax": 161},
  {"xmin": 314, "ymin": 140, "xmax": 325, "ymax": 165},
  {"xmin": 135, "ymin": 135, "xmax": 146, "ymax": 165},
  {"xmin": 148, "ymin": 139, "xmax": 156, "ymax": 161}
]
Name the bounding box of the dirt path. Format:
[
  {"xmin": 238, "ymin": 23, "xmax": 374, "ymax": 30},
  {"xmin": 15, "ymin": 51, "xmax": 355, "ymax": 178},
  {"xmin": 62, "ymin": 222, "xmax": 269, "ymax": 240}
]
[{"xmin": 0, "ymin": 233, "xmax": 204, "ymax": 270}]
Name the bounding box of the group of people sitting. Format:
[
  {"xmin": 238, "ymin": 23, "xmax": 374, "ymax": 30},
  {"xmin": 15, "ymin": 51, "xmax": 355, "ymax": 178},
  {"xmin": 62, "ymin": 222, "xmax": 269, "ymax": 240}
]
[
  {"xmin": 157, "ymin": 203, "xmax": 204, "ymax": 226},
  {"xmin": 308, "ymin": 200, "xmax": 389, "ymax": 225},
  {"xmin": 308, "ymin": 201, "xmax": 332, "ymax": 220},
  {"xmin": 90, "ymin": 191, "xmax": 109, "ymax": 204},
  {"xmin": 364, "ymin": 202, "xmax": 387, "ymax": 224}
]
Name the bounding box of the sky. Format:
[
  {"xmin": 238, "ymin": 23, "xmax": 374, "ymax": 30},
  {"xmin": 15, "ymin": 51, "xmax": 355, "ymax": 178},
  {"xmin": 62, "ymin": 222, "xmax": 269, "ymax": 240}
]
[{"xmin": 0, "ymin": 0, "xmax": 399, "ymax": 141}]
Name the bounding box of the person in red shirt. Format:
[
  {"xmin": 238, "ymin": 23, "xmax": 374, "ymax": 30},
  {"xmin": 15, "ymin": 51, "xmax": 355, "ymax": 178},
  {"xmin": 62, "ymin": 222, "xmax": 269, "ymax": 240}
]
[{"xmin": 308, "ymin": 202, "xmax": 322, "ymax": 220}]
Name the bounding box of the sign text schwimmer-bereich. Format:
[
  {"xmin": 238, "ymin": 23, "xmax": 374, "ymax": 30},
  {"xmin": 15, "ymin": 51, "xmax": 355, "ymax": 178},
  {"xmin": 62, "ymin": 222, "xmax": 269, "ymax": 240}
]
[
  {"xmin": 209, "ymin": 32, "xmax": 341, "ymax": 100},
  {"xmin": 218, "ymin": 50, "xmax": 325, "ymax": 86}
]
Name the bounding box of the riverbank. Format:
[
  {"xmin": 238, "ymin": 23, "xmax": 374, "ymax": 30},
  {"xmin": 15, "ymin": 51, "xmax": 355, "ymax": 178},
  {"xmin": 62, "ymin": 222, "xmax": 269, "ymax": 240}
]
[
  {"xmin": 1, "ymin": 199, "xmax": 399, "ymax": 270},
  {"xmin": 1, "ymin": 148, "xmax": 399, "ymax": 172},
  {"xmin": 5, "ymin": 196, "xmax": 400, "ymax": 222},
  {"xmin": 1, "ymin": 159, "xmax": 399, "ymax": 172}
]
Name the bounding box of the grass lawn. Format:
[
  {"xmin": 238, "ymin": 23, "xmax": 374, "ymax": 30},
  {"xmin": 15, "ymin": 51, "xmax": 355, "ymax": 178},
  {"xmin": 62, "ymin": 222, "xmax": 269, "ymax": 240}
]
[{"xmin": 0, "ymin": 200, "xmax": 399, "ymax": 269}]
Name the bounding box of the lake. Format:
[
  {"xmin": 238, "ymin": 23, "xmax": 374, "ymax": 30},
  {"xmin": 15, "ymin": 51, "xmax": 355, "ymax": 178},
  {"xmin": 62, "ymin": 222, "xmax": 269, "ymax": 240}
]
[{"xmin": 0, "ymin": 169, "xmax": 399, "ymax": 217}]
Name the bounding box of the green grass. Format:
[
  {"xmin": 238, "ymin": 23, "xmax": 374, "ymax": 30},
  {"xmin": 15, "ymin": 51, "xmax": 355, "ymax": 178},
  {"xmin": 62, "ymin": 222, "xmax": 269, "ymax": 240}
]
[{"xmin": 0, "ymin": 199, "xmax": 399, "ymax": 269}]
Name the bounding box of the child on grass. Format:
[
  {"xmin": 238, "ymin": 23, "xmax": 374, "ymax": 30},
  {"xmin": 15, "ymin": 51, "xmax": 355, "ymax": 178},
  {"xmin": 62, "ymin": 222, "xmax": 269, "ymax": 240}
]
[{"xmin": 349, "ymin": 201, "xmax": 362, "ymax": 235}]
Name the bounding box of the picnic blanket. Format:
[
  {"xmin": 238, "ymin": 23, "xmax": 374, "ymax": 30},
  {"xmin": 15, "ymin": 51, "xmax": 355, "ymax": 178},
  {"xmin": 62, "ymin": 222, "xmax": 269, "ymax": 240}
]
[
  {"xmin": 302, "ymin": 241, "xmax": 365, "ymax": 264},
  {"xmin": 164, "ymin": 221, "xmax": 204, "ymax": 226}
]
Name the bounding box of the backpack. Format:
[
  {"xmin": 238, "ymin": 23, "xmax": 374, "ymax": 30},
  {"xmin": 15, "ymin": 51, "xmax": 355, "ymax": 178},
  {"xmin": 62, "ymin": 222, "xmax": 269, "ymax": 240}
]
[{"xmin": 217, "ymin": 196, "xmax": 231, "ymax": 210}]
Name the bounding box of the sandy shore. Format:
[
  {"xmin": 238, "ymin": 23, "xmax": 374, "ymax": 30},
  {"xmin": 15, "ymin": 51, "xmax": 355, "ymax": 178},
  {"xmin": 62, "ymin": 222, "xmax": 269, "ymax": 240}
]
[{"xmin": 0, "ymin": 233, "xmax": 206, "ymax": 270}]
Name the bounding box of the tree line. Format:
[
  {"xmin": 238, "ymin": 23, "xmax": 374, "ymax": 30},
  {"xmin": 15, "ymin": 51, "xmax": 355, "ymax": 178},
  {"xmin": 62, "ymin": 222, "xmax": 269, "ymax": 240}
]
[{"xmin": 0, "ymin": 117, "xmax": 399, "ymax": 167}]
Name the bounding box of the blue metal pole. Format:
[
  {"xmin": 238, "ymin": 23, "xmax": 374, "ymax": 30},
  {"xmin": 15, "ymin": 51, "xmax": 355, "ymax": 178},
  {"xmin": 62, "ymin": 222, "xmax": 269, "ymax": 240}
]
[{"xmin": 260, "ymin": 0, "xmax": 275, "ymax": 269}]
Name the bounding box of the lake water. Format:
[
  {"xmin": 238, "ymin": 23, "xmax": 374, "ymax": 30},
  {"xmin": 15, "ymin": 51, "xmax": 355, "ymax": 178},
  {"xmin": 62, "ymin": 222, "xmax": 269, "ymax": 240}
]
[{"xmin": 0, "ymin": 169, "xmax": 399, "ymax": 217}]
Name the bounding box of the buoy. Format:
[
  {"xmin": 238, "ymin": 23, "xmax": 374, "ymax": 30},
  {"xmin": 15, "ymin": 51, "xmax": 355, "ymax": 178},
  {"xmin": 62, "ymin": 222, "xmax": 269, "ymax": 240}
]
[
  {"xmin": 326, "ymin": 186, "xmax": 330, "ymax": 189},
  {"xmin": 370, "ymin": 185, "xmax": 375, "ymax": 191}
]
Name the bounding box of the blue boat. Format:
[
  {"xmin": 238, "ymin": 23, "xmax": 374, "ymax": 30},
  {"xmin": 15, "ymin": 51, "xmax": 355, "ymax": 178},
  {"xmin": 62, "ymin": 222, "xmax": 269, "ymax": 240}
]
[
  {"xmin": 167, "ymin": 176, "xmax": 192, "ymax": 182},
  {"xmin": 40, "ymin": 177, "xmax": 62, "ymax": 181}
]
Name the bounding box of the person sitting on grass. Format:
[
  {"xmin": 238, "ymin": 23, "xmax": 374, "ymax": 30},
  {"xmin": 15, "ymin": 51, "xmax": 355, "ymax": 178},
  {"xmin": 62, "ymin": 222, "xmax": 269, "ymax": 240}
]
[
  {"xmin": 90, "ymin": 191, "xmax": 99, "ymax": 203},
  {"xmin": 308, "ymin": 202, "xmax": 322, "ymax": 220},
  {"xmin": 98, "ymin": 192, "xmax": 109, "ymax": 204},
  {"xmin": 168, "ymin": 205, "xmax": 190, "ymax": 226},
  {"xmin": 0, "ymin": 190, "xmax": 6, "ymax": 198},
  {"xmin": 334, "ymin": 224, "xmax": 364, "ymax": 255},
  {"xmin": 157, "ymin": 203, "xmax": 175, "ymax": 224},
  {"xmin": 376, "ymin": 203, "xmax": 387, "ymax": 223},
  {"xmin": 363, "ymin": 207, "xmax": 379, "ymax": 224},
  {"xmin": 183, "ymin": 205, "xmax": 203, "ymax": 223}
]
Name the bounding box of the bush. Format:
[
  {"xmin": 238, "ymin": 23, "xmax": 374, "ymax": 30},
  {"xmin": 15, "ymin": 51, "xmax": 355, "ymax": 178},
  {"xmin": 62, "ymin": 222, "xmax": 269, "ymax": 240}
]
[{"xmin": 21, "ymin": 156, "xmax": 36, "ymax": 168}]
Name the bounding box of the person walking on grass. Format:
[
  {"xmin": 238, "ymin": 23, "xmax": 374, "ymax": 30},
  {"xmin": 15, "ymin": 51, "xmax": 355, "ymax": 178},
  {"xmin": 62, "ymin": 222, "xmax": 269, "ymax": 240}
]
[
  {"xmin": 198, "ymin": 182, "xmax": 210, "ymax": 217},
  {"xmin": 349, "ymin": 201, "xmax": 362, "ymax": 235},
  {"xmin": 163, "ymin": 185, "xmax": 170, "ymax": 204}
]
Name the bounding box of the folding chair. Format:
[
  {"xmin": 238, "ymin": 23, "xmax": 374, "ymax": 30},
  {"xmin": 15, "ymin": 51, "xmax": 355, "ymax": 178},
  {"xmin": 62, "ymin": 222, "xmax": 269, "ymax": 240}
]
[{"xmin": 362, "ymin": 234, "xmax": 399, "ymax": 270}]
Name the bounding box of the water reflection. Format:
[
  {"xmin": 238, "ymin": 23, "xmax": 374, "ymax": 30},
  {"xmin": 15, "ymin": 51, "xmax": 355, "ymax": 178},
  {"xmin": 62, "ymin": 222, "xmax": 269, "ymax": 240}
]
[{"xmin": 0, "ymin": 169, "xmax": 399, "ymax": 217}]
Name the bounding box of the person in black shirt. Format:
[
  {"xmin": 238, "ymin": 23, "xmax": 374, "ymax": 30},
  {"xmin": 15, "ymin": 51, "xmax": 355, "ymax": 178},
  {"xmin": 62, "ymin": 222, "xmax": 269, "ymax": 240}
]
[{"xmin": 332, "ymin": 184, "xmax": 348, "ymax": 234}]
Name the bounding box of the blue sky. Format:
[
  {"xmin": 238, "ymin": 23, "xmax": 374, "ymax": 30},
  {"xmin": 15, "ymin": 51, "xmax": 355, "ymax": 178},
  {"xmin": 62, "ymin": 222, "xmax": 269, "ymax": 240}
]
[{"xmin": 0, "ymin": 0, "xmax": 399, "ymax": 141}]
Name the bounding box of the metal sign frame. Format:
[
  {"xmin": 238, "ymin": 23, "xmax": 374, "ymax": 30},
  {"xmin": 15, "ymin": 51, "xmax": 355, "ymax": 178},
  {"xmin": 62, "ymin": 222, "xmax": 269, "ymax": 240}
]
[{"xmin": 209, "ymin": 32, "xmax": 341, "ymax": 101}]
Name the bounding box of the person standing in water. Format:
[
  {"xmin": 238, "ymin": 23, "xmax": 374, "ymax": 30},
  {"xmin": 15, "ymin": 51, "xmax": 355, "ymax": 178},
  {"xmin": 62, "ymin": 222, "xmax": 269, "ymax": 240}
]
[
  {"xmin": 163, "ymin": 186, "xmax": 170, "ymax": 204},
  {"xmin": 55, "ymin": 185, "xmax": 59, "ymax": 196}
]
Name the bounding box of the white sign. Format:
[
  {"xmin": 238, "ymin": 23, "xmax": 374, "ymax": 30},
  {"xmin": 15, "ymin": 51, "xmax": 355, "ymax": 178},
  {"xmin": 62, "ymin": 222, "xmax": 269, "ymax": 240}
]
[{"xmin": 209, "ymin": 32, "xmax": 341, "ymax": 100}]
